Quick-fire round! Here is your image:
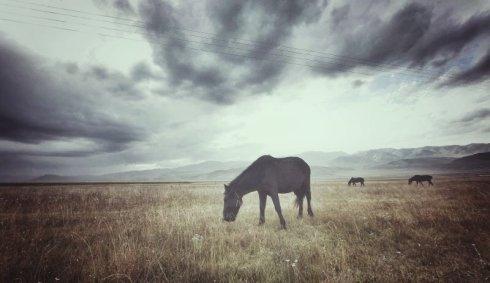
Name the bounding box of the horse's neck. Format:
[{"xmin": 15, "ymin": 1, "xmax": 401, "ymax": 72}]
[{"xmin": 232, "ymin": 172, "xmax": 259, "ymax": 196}]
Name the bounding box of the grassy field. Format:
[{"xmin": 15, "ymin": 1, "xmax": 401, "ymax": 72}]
[{"xmin": 1, "ymin": 177, "xmax": 489, "ymax": 282}]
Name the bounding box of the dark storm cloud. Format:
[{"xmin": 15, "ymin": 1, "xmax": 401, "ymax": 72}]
[
  {"xmin": 88, "ymin": 65, "xmax": 145, "ymax": 98},
  {"xmin": 0, "ymin": 147, "xmax": 107, "ymax": 158},
  {"xmin": 63, "ymin": 64, "xmax": 146, "ymax": 99},
  {"xmin": 138, "ymin": 0, "xmax": 232, "ymax": 103},
  {"xmin": 131, "ymin": 61, "xmax": 158, "ymax": 82},
  {"xmin": 0, "ymin": 154, "xmax": 63, "ymax": 180},
  {"xmin": 63, "ymin": 62, "xmax": 79, "ymax": 74},
  {"xmin": 447, "ymin": 107, "xmax": 490, "ymax": 137},
  {"xmin": 89, "ymin": 66, "xmax": 110, "ymax": 80},
  {"xmin": 138, "ymin": 0, "xmax": 328, "ymax": 104},
  {"xmin": 316, "ymin": 2, "xmax": 490, "ymax": 86},
  {"xmin": 237, "ymin": 60, "xmax": 284, "ymax": 93},
  {"xmin": 114, "ymin": 0, "xmax": 135, "ymax": 14},
  {"xmin": 443, "ymin": 51, "xmax": 490, "ymax": 86},
  {"xmin": 209, "ymin": 0, "xmax": 328, "ymax": 55},
  {"xmin": 352, "ymin": 79, "xmax": 365, "ymax": 88},
  {"xmin": 317, "ymin": 3, "xmax": 432, "ymax": 73},
  {"xmin": 330, "ymin": 4, "xmax": 350, "ymax": 29},
  {"xmin": 0, "ymin": 40, "xmax": 145, "ymax": 155},
  {"xmin": 456, "ymin": 108, "xmax": 490, "ymax": 124},
  {"xmin": 208, "ymin": 0, "xmax": 328, "ymax": 92},
  {"xmin": 411, "ymin": 12, "xmax": 490, "ymax": 66},
  {"xmin": 93, "ymin": 0, "xmax": 135, "ymax": 15}
]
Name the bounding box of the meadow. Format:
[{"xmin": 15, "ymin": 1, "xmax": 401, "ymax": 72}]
[{"xmin": 1, "ymin": 176, "xmax": 489, "ymax": 282}]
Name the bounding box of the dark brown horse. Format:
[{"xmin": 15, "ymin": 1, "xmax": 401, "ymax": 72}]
[
  {"xmin": 408, "ymin": 175, "xmax": 434, "ymax": 186},
  {"xmin": 348, "ymin": 177, "xmax": 365, "ymax": 186},
  {"xmin": 222, "ymin": 155, "xmax": 313, "ymax": 229}
]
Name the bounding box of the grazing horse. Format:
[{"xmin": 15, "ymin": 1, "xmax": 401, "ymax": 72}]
[
  {"xmin": 348, "ymin": 177, "xmax": 365, "ymax": 186},
  {"xmin": 408, "ymin": 175, "xmax": 434, "ymax": 186},
  {"xmin": 222, "ymin": 155, "xmax": 313, "ymax": 229}
]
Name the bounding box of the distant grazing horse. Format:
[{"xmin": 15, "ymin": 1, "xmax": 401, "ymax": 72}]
[
  {"xmin": 222, "ymin": 155, "xmax": 313, "ymax": 229},
  {"xmin": 348, "ymin": 177, "xmax": 365, "ymax": 186},
  {"xmin": 408, "ymin": 175, "xmax": 433, "ymax": 186}
]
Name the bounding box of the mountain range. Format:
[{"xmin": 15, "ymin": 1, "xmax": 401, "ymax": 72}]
[
  {"xmin": 19, "ymin": 143, "xmax": 490, "ymax": 183},
  {"xmin": 331, "ymin": 143, "xmax": 490, "ymax": 168}
]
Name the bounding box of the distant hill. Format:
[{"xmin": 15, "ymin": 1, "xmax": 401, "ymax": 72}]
[
  {"xmin": 31, "ymin": 174, "xmax": 84, "ymax": 183},
  {"xmin": 374, "ymin": 157, "xmax": 456, "ymax": 169},
  {"xmin": 29, "ymin": 161, "xmax": 250, "ymax": 183},
  {"xmin": 334, "ymin": 149, "xmax": 401, "ymax": 167},
  {"xmin": 28, "ymin": 163, "xmax": 353, "ymax": 183},
  {"xmin": 171, "ymin": 161, "xmax": 248, "ymax": 174},
  {"xmin": 190, "ymin": 167, "xmax": 244, "ymax": 181},
  {"xmin": 298, "ymin": 151, "xmax": 348, "ymax": 166},
  {"xmin": 0, "ymin": 174, "xmax": 35, "ymax": 183},
  {"xmin": 93, "ymin": 161, "xmax": 249, "ymax": 182},
  {"xmin": 448, "ymin": 152, "xmax": 490, "ymax": 170},
  {"xmin": 334, "ymin": 143, "xmax": 490, "ymax": 168},
  {"xmin": 25, "ymin": 143, "xmax": 490, "ymax": 183},
  {"xmin": 310, "ymin": 166, "xmax": 352, "ymax": 179}
]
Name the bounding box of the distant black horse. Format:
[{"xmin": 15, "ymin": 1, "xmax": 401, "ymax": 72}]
[
  {"xmin": 222, "ymin": 155, "xmax": 313, "ymax": 229},
  {"xmin": 408, "ymin": 175, "xmax": 434, "ymax": 186},
  {"xmin": 348, "ymin": 177, "xmax": 365, "ymax": 186}
]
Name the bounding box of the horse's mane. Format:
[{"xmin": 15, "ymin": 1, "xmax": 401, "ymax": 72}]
[{"xmin": 229, "ymin": 155, "xmax": 272, "ymax": 189}]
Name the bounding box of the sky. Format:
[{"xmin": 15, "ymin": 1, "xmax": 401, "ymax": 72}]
[{"xmin": 0, "ymin": 0, "xmax": 489, "ymax": 177}]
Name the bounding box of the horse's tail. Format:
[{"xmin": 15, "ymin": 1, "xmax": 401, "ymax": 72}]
[{"xmin": 295, "ymin": 175, "xmax": 310, "ymax": 207}]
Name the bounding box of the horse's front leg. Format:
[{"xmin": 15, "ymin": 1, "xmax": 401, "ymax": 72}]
[
  {"xmin": 258, "ymin": 191, "xmax": 267, "ymax": 225},
  {"xmin": 270, "ymin": 193, "xmax": 286, "ymax": 229}
]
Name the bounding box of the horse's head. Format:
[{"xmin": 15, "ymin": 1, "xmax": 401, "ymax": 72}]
[
  {"xmin": 222, "ymin": 184, "xmax": 242, "ymax": 222},
  {"xmin": 408, "ymin": 177, "xmax": 413, "ymax": 184},
  {"xmin": 348, "ymin": 177, "xmax": 353, "ymax": 185}
]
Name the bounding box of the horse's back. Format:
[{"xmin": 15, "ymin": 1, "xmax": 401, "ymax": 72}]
[
  {"xmin": 260, "ymin": 156, "xmax": 310, "ymax": 192},
  {"xmin": 410, "ymin": 175, "xmax": 433, "ymax": 181},
  {"xmin": 419, "ymin": 175, "xmax": 432, "ymax": 181}
]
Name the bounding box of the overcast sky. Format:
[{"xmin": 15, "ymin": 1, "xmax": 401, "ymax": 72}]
[{"xmin": 1, "ymin": 0, "xmax": 489, "ymax": 177}]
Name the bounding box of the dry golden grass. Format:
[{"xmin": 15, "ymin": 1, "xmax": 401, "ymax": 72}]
[{"xmin": 1, "ymin": 177, "xmax": 489, "ymax": 282}]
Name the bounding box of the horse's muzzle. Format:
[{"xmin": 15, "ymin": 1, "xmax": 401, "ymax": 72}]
[{"xmin": 222, "ymin": 213, "xmax": 236, "ymax": 222}]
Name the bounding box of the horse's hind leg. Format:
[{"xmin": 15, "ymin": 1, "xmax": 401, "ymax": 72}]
[
  {"xmin": 306, "ymin": 190, "xmax": 314, "ymax": 217},
  {"xmin": 302, "ymin": 178, "xmax": 314, "ymax": 217},
  {"xmin": 295, "ymin": 192, "xmax": 304, "ymax": 219},
  {"xmin": 429, "ymin": 181, "xmax": 434, "ymax": 186}
]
